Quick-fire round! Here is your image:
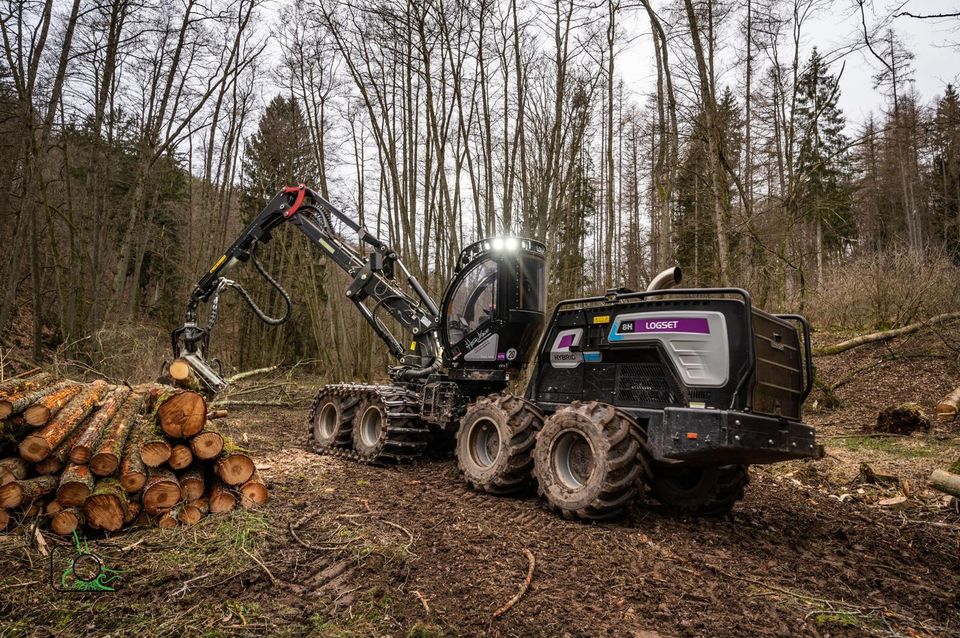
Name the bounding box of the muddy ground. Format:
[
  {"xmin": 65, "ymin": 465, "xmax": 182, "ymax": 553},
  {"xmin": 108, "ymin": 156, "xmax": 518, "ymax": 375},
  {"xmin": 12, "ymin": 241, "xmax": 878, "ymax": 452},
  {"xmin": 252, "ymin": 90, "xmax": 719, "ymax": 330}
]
[{"xmin": 1, "ymin": 330, "xmax": 959, "ymax": 637}]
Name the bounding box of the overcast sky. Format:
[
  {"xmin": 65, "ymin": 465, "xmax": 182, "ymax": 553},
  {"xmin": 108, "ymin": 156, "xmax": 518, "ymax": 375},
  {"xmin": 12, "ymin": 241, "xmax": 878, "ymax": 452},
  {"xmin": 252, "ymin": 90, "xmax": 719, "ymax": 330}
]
[{"xmin": 616, "ymin": 0, "xmax": 960, "ymax": 132}]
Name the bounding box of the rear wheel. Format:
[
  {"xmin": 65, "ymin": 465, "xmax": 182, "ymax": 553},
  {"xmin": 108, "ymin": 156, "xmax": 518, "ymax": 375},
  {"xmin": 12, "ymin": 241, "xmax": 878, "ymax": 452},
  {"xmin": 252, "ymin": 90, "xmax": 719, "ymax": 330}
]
[
  {"xmin": 650, "ymin": 464, "xmax": 749, "ymax": 516},
  {"xmin": 456, "ymin": 394, "xmax": 542, "ymax": 494},
  {"xmin": 350, "ymin": 386, "xmax": 429, "ymax": 463},
  {"xmin": 533, "ymin": 401, "xmax": 641, "ymax": 520}
]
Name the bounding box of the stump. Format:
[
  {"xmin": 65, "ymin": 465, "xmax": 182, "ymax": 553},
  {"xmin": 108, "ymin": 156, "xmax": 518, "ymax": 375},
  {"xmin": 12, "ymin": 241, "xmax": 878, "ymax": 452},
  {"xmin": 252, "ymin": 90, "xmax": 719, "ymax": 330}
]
[{"xmin": 870, "ymin": 403, "xmax": 931, "ymax": 434}]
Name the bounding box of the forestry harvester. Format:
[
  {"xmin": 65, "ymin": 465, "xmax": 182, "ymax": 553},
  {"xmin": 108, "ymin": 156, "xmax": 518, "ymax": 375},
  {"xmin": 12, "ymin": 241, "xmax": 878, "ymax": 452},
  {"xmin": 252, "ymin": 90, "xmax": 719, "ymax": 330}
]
[{"xmin": 171, "ymin": 185, "xmax": 820, "ymax": 519}]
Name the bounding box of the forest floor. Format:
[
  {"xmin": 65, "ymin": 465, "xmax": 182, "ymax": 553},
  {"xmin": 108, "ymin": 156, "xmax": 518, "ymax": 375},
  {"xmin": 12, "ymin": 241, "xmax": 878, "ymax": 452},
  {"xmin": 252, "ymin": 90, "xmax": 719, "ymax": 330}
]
[{"xmin": 1, "ymin": 329, "xmax": 959, "ymax": 637}]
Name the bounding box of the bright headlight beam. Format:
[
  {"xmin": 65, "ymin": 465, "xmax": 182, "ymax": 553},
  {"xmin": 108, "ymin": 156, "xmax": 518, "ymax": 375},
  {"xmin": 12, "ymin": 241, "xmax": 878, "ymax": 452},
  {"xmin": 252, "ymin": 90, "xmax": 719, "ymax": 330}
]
[{"xmin": 504, "ymin": 237, "xmax": 519, "ymax": 251}]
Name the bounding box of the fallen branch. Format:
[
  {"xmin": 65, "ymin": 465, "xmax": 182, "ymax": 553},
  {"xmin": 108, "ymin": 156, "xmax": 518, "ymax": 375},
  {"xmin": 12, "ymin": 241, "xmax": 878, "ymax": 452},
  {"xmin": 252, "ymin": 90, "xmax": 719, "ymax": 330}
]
[
  {"xmin": 210, "ymin": 400, "xmax": 301, "ymax": 408},
  {"xmin": 240, "ymin": 545, "xmax": 277, "ymax": 585},
  {"xmin": 929, "ymin": 469, "xmax": 960, "ymax": 499},
  {"xmin": 493, "ymin": 548, "xmax": 535, "ymax": 618},
  {"xmin": 225, "ymin": 366, "xmax": 279, "ymax": 385},
  {"xmin": 813, "ymin": 311, "xmax": 960, "ymax": 356}
]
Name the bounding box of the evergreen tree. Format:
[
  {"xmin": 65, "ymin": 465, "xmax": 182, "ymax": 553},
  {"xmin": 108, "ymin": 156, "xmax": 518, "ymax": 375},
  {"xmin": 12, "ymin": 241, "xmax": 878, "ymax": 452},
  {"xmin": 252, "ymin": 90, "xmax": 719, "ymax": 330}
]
[
  {"xmin": 931, "ymin": 84, "xmax": 960, "ymax": 262},
  {"xmin": 794, "ymin": 48, "xmax": 854, "ymax": 279},
  {"xmin": 238, "ymin": 96, "xmax": 323, "ymax": 368},
  {"xmin": 674, "ymin": 87, "xmax": 742, "ymax": 286}
]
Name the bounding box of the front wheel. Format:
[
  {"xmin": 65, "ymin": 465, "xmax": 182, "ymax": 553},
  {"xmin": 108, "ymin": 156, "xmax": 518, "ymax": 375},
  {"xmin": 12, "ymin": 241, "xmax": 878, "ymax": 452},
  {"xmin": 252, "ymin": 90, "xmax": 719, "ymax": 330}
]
[
  {"xmin": 456, "ymin": 394, "xmax": 542, "ymax": 494},
  {"xmin": 533, "ymin": 401, "xmax": 642, "ymax": 520}
]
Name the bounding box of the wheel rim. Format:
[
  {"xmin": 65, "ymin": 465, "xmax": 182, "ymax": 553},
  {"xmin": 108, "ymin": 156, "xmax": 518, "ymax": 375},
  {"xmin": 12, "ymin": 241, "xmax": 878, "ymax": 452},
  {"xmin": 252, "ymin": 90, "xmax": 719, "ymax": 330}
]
[
  {"xmin": 360, "ymin": 405, "xmax": 384, "ymax": 447},
  {"xmin": 552, "ymin": 430, "xmax": 594, "ymax": 489},
  {"xmin": 317, "ymin": 402, "xmax": 338, "ymax": 440},
  {"xmin": 467, "ymin": 417, "xmax": 501, "ymax": 468}
]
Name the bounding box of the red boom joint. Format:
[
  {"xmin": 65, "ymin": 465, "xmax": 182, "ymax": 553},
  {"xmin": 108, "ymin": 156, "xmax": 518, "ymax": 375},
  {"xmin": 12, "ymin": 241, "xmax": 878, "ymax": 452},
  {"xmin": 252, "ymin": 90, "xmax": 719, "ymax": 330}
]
[{"xmin": 282, "ymin": 184, "xmax": 307, "ymax": 218}]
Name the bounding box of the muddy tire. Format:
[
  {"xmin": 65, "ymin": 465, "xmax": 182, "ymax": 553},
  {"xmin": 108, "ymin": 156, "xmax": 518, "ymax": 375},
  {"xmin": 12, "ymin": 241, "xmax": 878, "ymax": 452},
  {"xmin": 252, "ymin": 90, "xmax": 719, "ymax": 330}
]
[
  {"xmin": 350, "ymin": 387, "xmax": 428, "ymax": 463},
  {"xmin": 533, "ymin": 401, "xmax": 642, "ymax": 520},
  {"xmin": 456, "ymin": 394, "xmax": 543, "ymax": 495},
  {"xmin": 651, "ymin": 464, "xmax": 749, "ymax": 516},
  {"xmin": 309, "ymin": 388, "xmax": 358, "ymax": 448}
]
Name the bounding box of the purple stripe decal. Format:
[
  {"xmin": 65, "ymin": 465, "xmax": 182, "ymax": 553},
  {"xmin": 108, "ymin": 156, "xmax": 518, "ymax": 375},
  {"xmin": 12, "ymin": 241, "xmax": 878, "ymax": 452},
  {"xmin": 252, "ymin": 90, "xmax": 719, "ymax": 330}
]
[
  {"xmin": 621, "ymin": 317, "xmax": 710, "ymax": 334},
  {"xmin": 558, "ymin": 334, "xmax": 576, "ymax": 349}
]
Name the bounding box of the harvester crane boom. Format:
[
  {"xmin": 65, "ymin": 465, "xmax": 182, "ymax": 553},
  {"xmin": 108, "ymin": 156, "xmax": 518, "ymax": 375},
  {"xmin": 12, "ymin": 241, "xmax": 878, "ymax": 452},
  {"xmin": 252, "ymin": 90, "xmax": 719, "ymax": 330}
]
[{"xmin": 171, "ymin": 185, "xmax": 440, "ymax": 392}]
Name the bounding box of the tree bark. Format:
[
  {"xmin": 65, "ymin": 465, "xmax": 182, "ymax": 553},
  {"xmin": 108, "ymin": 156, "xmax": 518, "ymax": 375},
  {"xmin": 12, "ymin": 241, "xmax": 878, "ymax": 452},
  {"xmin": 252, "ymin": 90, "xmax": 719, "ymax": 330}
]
[
  {"xmin": 0, "ymin": 379, "xmax": 74, "ymax": 420},
  {"xmin": 69, "ymin": 385, "xmax": 131, "ymax": 463},
  {"xmin": 0, "ymin": 372, "xmax": 54, "ymax": 399},
  {"xmin": 23, "ymin": 384, "xmax": 84, "ymax": 427},
  {"xmin": 930, "ymin": 469, "xmax": 960, "ymax": 499},
  {"xmin": 0, "ymin": 457, "xmax": 28, "ymax": 485},
  {"xmin": 813, "ymin": 312, "xmax": 960, "ymax": 356},
  {"xmin": 120, "ymin": 419, "xmax": 149, "ymax": 493},
  {"xmin": 90, "ymin": 391, "xmax": 144, "ymax": 476},
  {"xmin": 19, "ymin": 381, "xmax": 107, "ymax": 461}
]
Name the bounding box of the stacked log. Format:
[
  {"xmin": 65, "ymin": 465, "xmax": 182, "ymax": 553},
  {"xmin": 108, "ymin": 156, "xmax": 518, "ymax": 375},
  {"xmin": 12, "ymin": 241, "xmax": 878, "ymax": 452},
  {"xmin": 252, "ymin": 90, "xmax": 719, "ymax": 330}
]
[{"xmin": 0, "ymin": 371, "xmax": 269, "ymax": 535}]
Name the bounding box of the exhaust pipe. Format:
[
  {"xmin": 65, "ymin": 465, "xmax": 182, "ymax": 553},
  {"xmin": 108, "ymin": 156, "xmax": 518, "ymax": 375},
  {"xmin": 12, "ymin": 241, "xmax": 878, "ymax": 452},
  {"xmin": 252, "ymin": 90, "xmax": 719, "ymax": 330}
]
[{"xmin": 646, "ymin": 266, "xmax": 683, "ymax": 292}]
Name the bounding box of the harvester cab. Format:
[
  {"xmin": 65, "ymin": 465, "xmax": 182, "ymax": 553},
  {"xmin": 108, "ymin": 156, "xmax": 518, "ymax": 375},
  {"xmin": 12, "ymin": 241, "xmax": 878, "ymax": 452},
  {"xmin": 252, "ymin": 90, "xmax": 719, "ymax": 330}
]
[{"xmin": 440, "ymin": 237, "xmax": 546, "ymax": 376}]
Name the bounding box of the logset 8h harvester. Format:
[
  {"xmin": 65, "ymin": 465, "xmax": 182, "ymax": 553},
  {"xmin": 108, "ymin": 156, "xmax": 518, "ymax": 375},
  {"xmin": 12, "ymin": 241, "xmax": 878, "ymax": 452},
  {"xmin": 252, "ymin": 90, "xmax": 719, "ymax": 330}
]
[{"xmin": 172, "ymin": 185, "xmax": 820, "ymax": 519}]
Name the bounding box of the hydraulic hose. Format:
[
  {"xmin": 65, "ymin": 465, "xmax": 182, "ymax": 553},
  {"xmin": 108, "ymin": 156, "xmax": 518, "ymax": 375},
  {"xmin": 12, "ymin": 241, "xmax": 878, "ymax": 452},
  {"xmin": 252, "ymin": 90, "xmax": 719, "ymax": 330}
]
[{"xmin": 229, "ymin": 242, "xmax": 292, "ymax": 326}]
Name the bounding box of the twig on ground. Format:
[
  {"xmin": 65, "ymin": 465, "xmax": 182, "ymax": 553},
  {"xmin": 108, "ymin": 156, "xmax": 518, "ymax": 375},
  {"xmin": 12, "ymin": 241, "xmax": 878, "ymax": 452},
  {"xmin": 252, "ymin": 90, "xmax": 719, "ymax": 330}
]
[
  {"xmin": 493, "ymin": 548, "xmax": 536, "ymax": 618},
  {"xmin": 288, "ymin": 521, "xmax": 349, "ymax": 551},
  {"xmin": 169, "ymin": 573, "xmax": 213, "ymax": 598},
  {"xmin": 240, "ymin": 546, "xmax": 277, "ymax": 585},
  {"xmin": 822, "ymin": 433, "xmax": 907, "ymax": 439},
  {"xmin": 414, "ymin": 590, "xmax": 431, "ymax": 612}
]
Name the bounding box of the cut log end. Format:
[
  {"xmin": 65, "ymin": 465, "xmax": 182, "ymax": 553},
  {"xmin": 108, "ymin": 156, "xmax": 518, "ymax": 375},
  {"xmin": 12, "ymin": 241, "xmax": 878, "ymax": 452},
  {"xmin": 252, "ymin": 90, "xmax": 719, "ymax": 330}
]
[
  {"xmin": 83, "ymin": 494, "xmax": 126, "ymax": 532},
  {"xmin": 216, "ymin": 453, "xmax": 255, "ymax": 486},
  {"xmin": 120, "ymin": 470, "xmax": 147, "ymax": 494},
  {"xmin": 89, "ymin": 453, "xmax": 120, "ymax": 477},
  {"xmin": 140, "ymin": 441, "xmax": 172, "ymax": 467},
  {"xmin": 0, "ymin": 508, "xmax": 9, "ymax": 530},
  {"xmin": 142, "ymin": 469, "xmax": 181, "ymax": 515},
  {"xmin": 168, "ymin": 444, "xmax": 193, "ymax": 470},
  {"xmin": 209, "ymin": 480, "xmax": 237, "ymax": 513},
  {"xmin": 168, "ymin": 359, "xmax": 192, "ymax": 382},
  {"xmin": 50, "ymin": 508, "xmax": 82, "ymax": 535},
  {"xmin": 18, "ymin": 435, "xmax": 52, "ymax": 462},
  {"xmin": 239, "ymin": 470, "xmax": 268, "ymax": 508},
  {"xmin": 157, "ymin": 391, "xmax": 206, "ymax": 438},
  {"xmin": 23, "ymin": 405, "xmax": 51, "ymax": 427},
  {"xmin": 189, "ymin": 430, "xmax": 224, "ymax": 460}
]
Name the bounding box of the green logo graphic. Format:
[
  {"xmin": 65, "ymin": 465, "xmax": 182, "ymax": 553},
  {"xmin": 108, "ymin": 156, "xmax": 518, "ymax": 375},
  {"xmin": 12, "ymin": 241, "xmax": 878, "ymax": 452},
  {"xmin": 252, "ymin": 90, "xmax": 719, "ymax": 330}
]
[{"xmin": 54, "ymin": 532, "xmax": 125, "ymax": 592}]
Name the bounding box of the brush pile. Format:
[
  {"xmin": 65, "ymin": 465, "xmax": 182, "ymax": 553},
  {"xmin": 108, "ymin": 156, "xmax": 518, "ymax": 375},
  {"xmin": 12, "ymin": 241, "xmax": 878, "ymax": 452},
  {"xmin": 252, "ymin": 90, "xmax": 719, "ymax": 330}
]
[{"xmin": 0, "ymin": 371, "xmax": 268, "ymax": 534}]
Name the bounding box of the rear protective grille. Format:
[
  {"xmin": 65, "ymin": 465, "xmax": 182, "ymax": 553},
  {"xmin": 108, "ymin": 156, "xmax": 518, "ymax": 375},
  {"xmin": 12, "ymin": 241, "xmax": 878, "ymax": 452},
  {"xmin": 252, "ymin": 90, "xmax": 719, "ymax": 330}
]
[{"xmin": 615, "ymin": 363, "xmax": 681, "ymax": 407}]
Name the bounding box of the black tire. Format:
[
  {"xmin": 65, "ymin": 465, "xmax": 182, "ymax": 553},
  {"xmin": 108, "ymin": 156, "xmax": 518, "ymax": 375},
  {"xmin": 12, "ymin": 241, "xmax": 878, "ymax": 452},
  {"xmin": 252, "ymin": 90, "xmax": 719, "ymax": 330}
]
[
  {"xmin": 533, "ymin": 401, "xmax": 642, "ymax": 520},
  {"xmin": 309, "ymin": 387, "xmax": 357, "ymax": 448},
  {"xmin": 651, "ymin": 464, "xmax": 749, "ymax": 516},
  {"xmin": 350, "ymin": 386, "xmax": 428, "ymax": 463},
  {"xmin": 456, "ymin": 394, "xmax": 543, "ymax": 495}
]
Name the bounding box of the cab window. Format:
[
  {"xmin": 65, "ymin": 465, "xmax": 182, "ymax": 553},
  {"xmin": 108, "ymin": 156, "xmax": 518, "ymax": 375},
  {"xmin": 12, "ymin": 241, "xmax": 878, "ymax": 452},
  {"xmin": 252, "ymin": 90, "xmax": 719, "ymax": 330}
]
[{"xmin": 447, "ymin": 259, "xmax": 498, "ymax": 345}]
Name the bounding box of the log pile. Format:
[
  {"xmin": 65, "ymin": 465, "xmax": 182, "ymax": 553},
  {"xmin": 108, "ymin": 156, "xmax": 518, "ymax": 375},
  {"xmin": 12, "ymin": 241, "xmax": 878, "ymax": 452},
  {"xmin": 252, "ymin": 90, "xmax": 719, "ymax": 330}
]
[{"xmin": 0, "ymin": 371, "xmax": 268, "ymax": 534}]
